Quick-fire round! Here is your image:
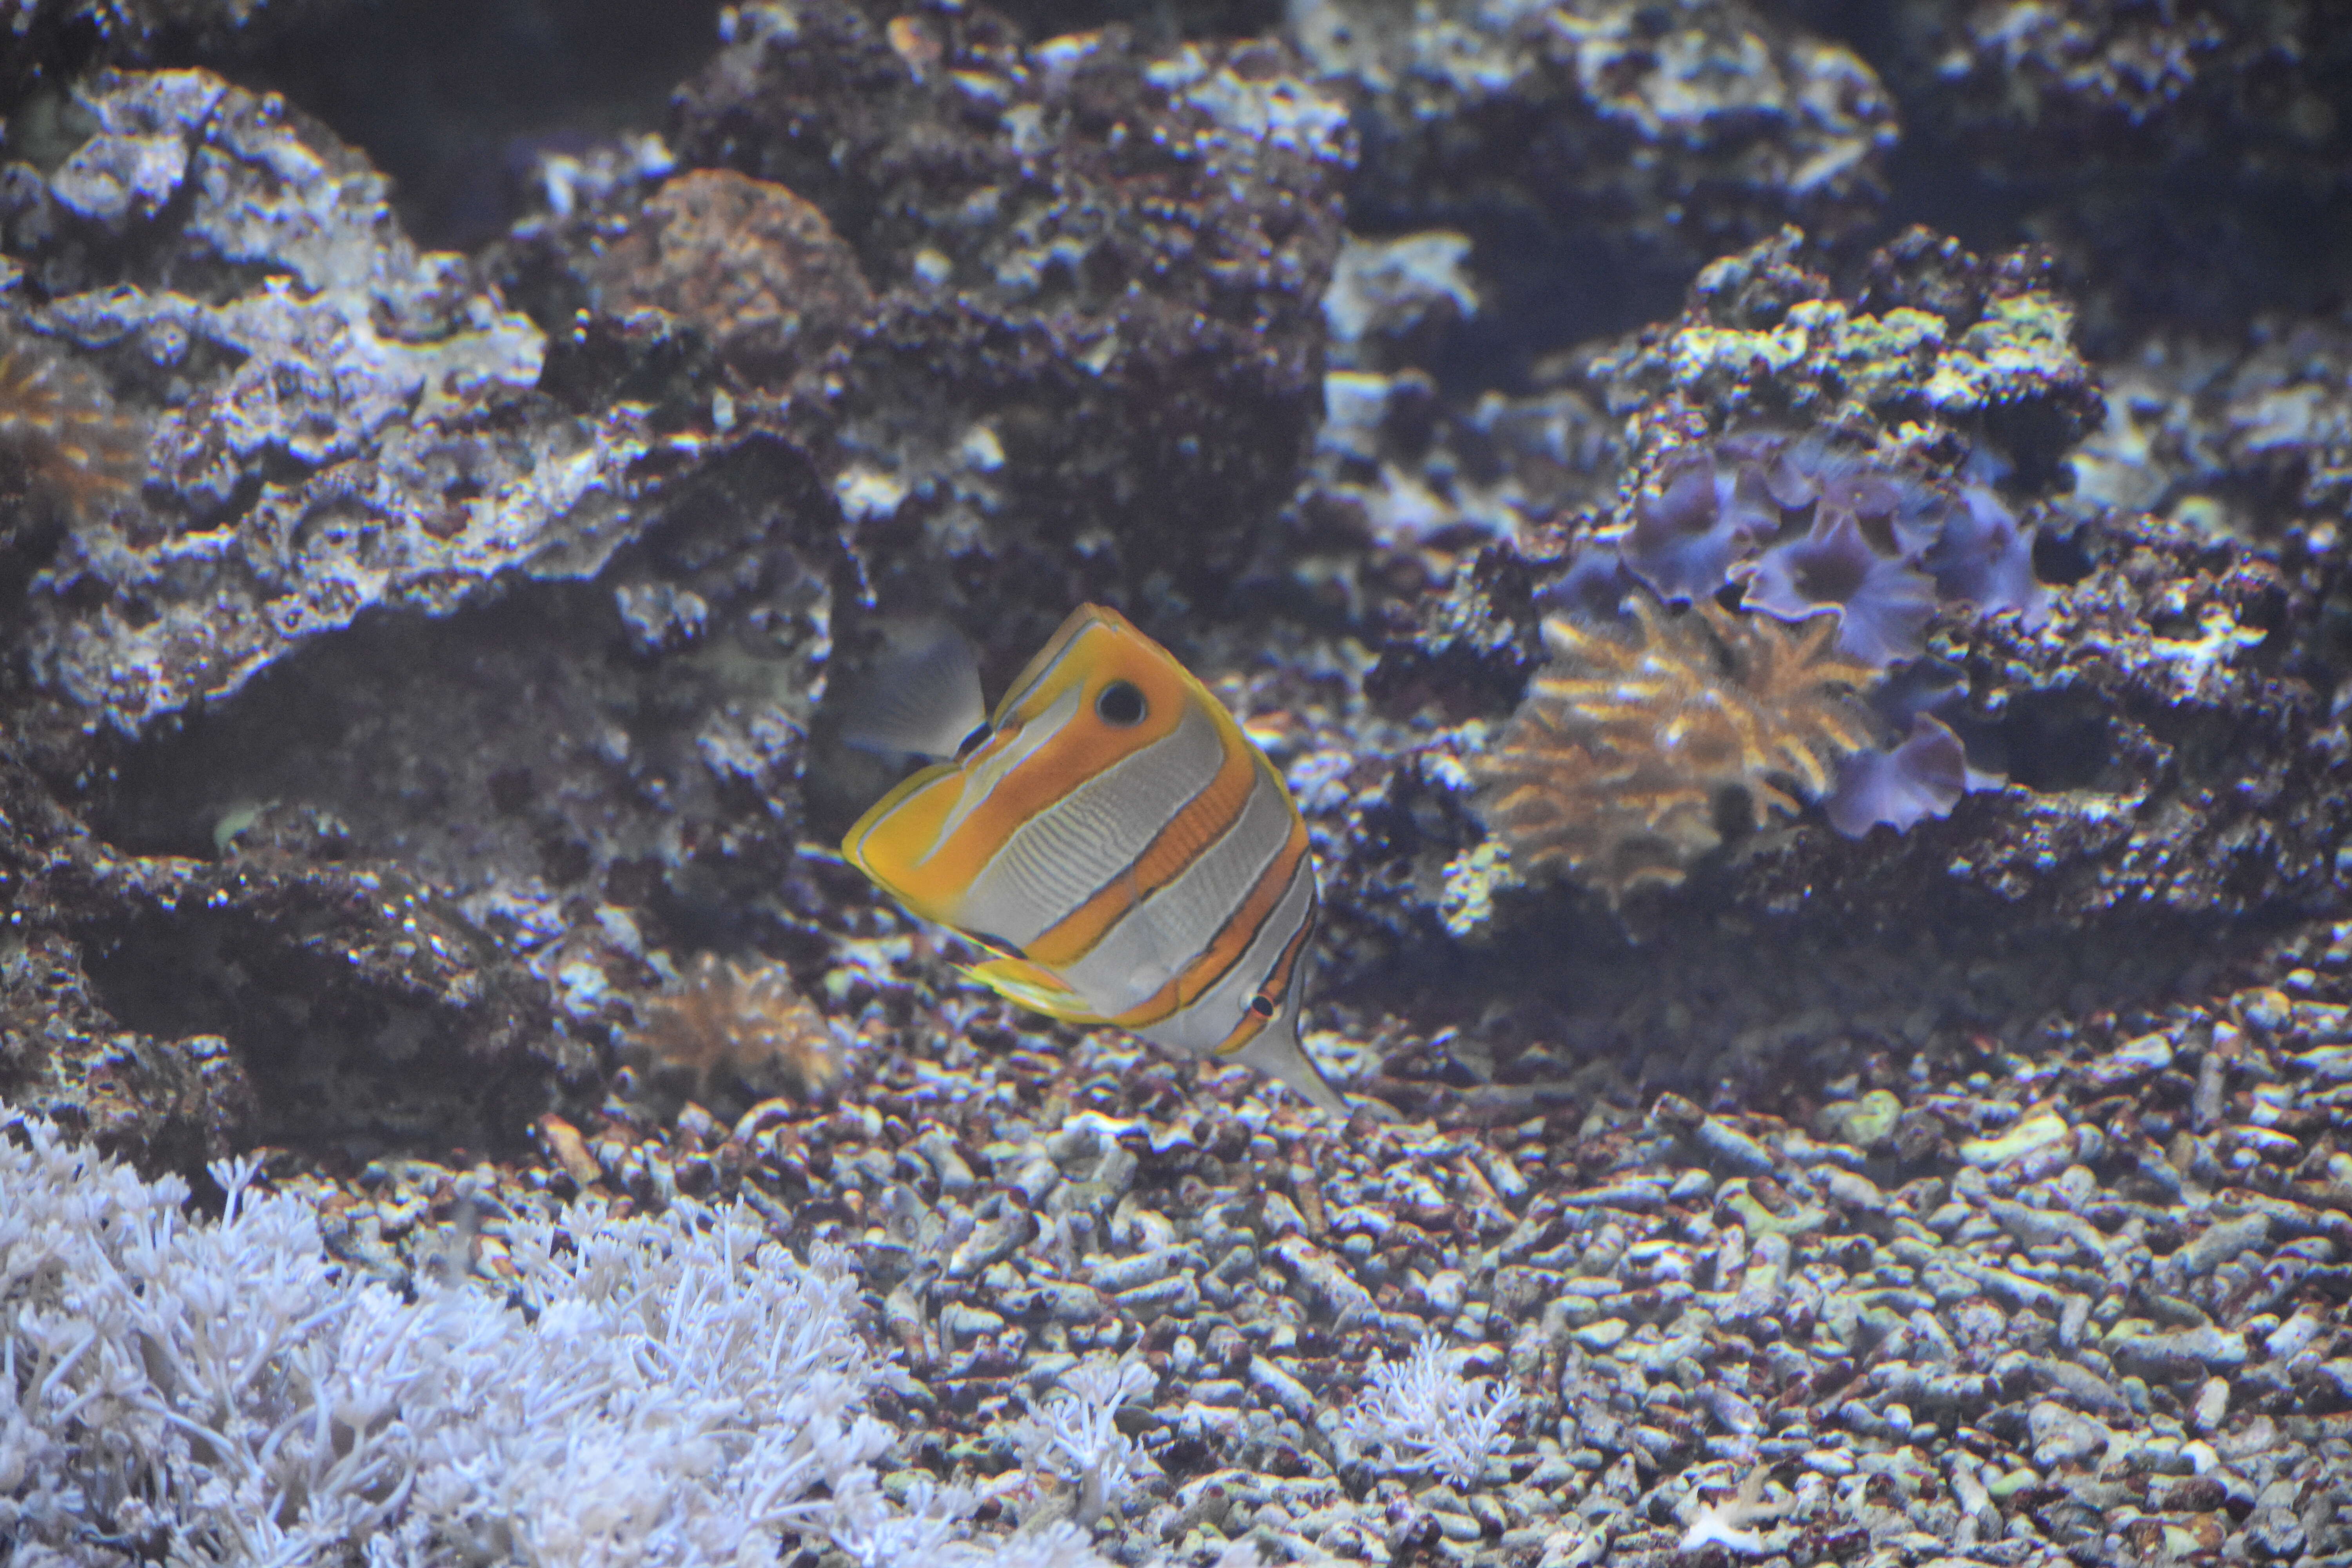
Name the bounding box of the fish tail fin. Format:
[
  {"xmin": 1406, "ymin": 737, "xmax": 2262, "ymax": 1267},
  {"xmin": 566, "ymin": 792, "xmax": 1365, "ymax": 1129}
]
[
  {"xmin": 1229, "ymin": 1020, "xmax": 1350, "ymax": 1117},
  {"xmin": 965, "ymin": 957, "xmax": 1109, "ymax": 1024}
]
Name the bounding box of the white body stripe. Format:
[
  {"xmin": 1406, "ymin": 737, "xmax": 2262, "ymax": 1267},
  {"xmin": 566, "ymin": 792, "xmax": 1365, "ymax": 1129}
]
[
  {"xmin": 920, "ymin": 680, "xmax": 1084, "ymax": 869},
  {"xmin": 1134, "ymin": 851, "xmax": 1316, "ymax": 1055},
  {"xmin": 955, "ymin": 697, "xmax": 1226, "ymax": 949},
  {"xmin": 1058, "ymin": 761, "xmax": 1294, "ymax": 1016}
]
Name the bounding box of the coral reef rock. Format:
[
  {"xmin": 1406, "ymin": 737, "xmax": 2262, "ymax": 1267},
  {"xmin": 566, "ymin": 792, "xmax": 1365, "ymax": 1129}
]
[
  {"xmin": 4, "ymin": 69, "xmax": 660, "ymax": 737},
  {"xmin": 1886, "ymin": 0, "xmax": 2352, "ymax": 184},
  {"xmin": 1584, "ymin": 226, "xmax": 2103, "ymax": 505},
  {"xmin": 1294, "ymin": 0, "xmax": 1897, "ymax": 305},
  {"xmin": 663, "ymin": 0, "xmax": 1354, "ymax": 646}
]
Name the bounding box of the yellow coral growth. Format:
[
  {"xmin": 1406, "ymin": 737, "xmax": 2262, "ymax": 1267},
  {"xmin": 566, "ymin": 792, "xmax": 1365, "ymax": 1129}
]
[
  {"xmin": 621, "ymin": 954, "xmax": 843, "ymax": 1114},
  {"xmin": 0, "ymin": 334, "xmax": 145, "ymax": 524},
  {"xmin": 1474, "ymin": 595, "xmax": 1880, "ymax": 904}
]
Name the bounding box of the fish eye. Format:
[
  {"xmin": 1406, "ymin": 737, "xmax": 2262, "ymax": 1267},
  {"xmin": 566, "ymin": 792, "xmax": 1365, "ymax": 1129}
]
[
  {"xmin": 1247, "ymin": 993, "xmax": 1276, "ymax": 1019},
  {"xmin": 1095, "ymin": 679, "xmax": 1146, "ymax": 726},
  {"xmin": 954, "ymin": 723, "xmax": 990, "ymax": 759}
]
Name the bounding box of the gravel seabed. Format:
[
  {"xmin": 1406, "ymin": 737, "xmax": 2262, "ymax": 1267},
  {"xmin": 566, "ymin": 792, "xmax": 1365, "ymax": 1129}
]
[{"xmin": 288, "ymin": 916, "xmax": 2352, "ymax": 1566}]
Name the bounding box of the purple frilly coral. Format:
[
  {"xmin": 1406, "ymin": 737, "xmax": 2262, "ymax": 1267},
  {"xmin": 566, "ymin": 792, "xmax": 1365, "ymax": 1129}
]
[
  {"xmin": 1924, "ymin": 485, "xmax": 2048, "ymax": 630},
  {"xmin": 1737, "ymin": 511, "xmax": 1938, "ymax": 668},
  {"xmin": 1619, "ymin": 448, "xmax": 1779, "ymax": 602},
  {"xmin": 1822, "ymin": 662, "xmax": 2002, "ymax": 837},
  {"xmin": 1607, "ymin": 435, "xmax": 2047, "ymax": 670},
  {"xmin": 1827, "ymin": 714, "xmax": 1973, "ymax": 836}
]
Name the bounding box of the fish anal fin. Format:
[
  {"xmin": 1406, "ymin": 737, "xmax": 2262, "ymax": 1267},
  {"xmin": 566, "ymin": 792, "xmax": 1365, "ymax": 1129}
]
[{"xmin": 966, "ymin": 957, "xmax": 1109, "ymax": 1024}]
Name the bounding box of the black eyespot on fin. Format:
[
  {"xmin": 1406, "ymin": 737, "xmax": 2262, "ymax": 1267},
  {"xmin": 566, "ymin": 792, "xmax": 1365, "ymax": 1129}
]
[{"xmin": 1096, "ymin": 679, "xmax": 1146, "ymax": 726}]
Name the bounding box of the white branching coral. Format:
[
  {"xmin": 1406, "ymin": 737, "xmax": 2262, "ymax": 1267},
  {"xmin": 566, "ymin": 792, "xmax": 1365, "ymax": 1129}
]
[
  {"xmin": 1011, "ymin": 1355, "xmax": 1160, "ymax": 1527},
  {"xmin": 0, "ymin": 1112, "xmax": 1108, "ymax": 1568},
  {"xmin": 1678, "ymin": 1466, "xmax": 1794, "ymax": 1554},
  {"xmin": 1338, "ymin": 1335, "xmax": 1522, "ymax": 1489}
]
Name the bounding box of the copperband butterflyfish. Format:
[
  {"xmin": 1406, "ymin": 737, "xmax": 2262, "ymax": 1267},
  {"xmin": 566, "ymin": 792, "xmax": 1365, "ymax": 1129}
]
[{"xmin": 840, "ymin": 604, "xmax": 1347, "ymax": 1115}]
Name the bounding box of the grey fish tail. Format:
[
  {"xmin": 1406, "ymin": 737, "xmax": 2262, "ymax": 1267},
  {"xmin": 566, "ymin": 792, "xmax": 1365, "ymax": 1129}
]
[{"xmin": 1232, "ymin": 1023, "xmax": 1350, "ymax": 1117}]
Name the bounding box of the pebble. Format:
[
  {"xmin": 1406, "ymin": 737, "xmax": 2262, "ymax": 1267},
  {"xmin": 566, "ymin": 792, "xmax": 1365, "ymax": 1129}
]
[
  {"xmin": 939, "ymin": 1302, "xmax": 1004, "ymax": 1339},
  {"xmin": 1982, "ymin": 1196, "xmax": 2109, "ymax": 1256},
  {"xmin": 2192, "ymin": 1374, "xmax": 2231, "ymax": 1434},
  {"xmin": 2029, "ymin": 1400, "xmax": 2113, "ymax": 1464},
  {"xmin": 1571, "ymin": 1318, "xmax": 1630, "ymax": 1352},
  {"xmin": 1957, "ymin": 1109, "xmax": 2072, "ymax": 1168},
  {"xmin": 2084, "ymin": 1031, "xmax": 2175, "ymax": 1090},
  {"xmin": 2289, "ymin": 1043, "xmax": 2352, "ymax": 1079},
  {"xmin": 2183, "ymin": 1212, "xmax": 2271, "ymax": 1274},
  {"xmin": 1691, "ymin": 1118, "xmax": 1778, "ymax": 1177},
  {"xmin": 2031, "ymin": 1357, "xmax": 2130, "ymax": 1415},
  {"xmin": 1247, "ymin": 1357, "xmax": 1319, "ymax": 1422},
  {"xmin": 1116, "ymin": 1273, "xmax": 1200, "ymax": 1317},
  {"xmin": 1005, "ymin": 1281, "xmax": 1104, "ymax": 1323},
  {"xmin": 1820, "ymin": 1167, "xmax": 1886, "ymax": 1213},
  {"xmin": 1557, "ymin": 1179, "xmax": 1671, "ymax": 1210},
  {"xmin": 1085, "ymin": 1244, "xmax": 1194, "ymax": 1292},
  {"xmin": 2107, "ymin": 1322, "xmax": 2248, "ymax": 1375},
  {"xmin": 2265, "ymin": 1303, "xmax": 2328, "ymax": 1359}
]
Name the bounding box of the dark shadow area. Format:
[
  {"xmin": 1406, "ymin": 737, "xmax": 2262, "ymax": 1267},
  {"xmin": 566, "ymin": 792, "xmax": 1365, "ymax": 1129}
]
[
  {"xmin": 1963, "ymin": 688, "xmax": 2117, "ymax": 794},
  {"xmin": 1339, "ymin": 872, "xmax": 2288, "ymax": 1115},
  {"xmin": 221, "ymin": 0, "xmax": 729, "ymax": 248},
  {"xmin": 76, "ymin": 907, "xmax": 555, "ymax": 1161},
  {"xmin": 1426, "ymin": 221, "xmax": 1691, "ymax": 398}
]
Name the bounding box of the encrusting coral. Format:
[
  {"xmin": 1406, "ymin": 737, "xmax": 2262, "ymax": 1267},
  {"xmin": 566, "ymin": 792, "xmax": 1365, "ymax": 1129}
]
[
  {"xmin": 620, "ymin": 954, "xmax": 843, "ymax": 1114},
  {"xmin": 1473, "ymin": 593, "xmax": 1879, "ymax": 903}
]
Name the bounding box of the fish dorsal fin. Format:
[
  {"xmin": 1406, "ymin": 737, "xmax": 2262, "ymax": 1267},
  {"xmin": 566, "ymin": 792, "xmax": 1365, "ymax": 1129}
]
[{"xmin": 839, "ymin": 617, "xmax": 987, "ymax": 762}]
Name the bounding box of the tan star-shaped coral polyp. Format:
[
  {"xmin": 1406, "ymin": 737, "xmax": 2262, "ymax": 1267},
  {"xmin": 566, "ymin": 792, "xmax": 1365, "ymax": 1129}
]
[
  {"xmin": 621, "ymin": 955, "xmax": 843, "ymax": 1117},
  {"xmin": 0, "ymin": 333, "xmax": 145, "ymax": 527},
  {"xmin": 1474, "ymin": 594, "xmax": 1880, "ymax": 904}
]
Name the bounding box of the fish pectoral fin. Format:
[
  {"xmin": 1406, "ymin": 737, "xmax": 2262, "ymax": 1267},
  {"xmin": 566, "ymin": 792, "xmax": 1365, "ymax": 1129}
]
[{"xmin": 965, "ymin": 958, "xmax": 1109, "ymax": 1024}]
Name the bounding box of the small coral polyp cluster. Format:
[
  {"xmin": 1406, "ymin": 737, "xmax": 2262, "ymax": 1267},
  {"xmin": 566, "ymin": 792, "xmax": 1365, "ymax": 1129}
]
[
  {"xmin": 620, "ymin": 954, "xmax": 842, "ymax": 1115},
  {"xmin": 0, "ymin": 330, "xmax": 144, "ymax": 531},
  {"xmin": 1478, "ymin": 432, "xmax": 2044, "ymax": 901},
  {"xmin": 1474, "ymin": 595, "xmax": 1879, "ymax": 903}
]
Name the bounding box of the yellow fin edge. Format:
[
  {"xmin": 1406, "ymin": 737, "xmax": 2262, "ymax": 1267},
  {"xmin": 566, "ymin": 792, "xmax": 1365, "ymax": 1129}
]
[{"xmin": 964, "ymin": 957, "xmax": 1110, "ymax": 1024}]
